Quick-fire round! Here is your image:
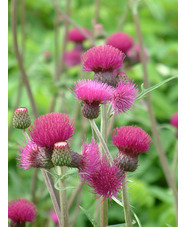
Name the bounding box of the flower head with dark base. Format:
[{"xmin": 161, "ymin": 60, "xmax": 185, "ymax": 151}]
[
  {"xmin": 79, "ymin": 139, "xmax": 125, "ymax": 199},
  {"xmin": 8, "ymin": 198, "xmax": 37, "ymax": 226},
  {"xmin": 29, "ymin": 113, "xmax": 74, "ymax": 149},
  {"xmin": 111, "ymin": 126, "xmax": 151, "ymax": 172},
  {"xmin": 111, "ymin": 77, "xmax": 138, "ymax": 114},
  {"xmin": 106, "ymin": 32, "xmax": 134, "ymax": 54},
  {"xmin": 73, "ymin": 79, "xmax": 114, "ymax": 119},
  {"xmin": 18, "ymin": 140, "xmax": 54, "ymax": 170},
  {"xmin": 82, "ymin": 45, "xmax": 125, "ymax": 86}
]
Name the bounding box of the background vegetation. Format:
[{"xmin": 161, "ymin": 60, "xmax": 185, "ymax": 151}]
[{"xmin": 8, "ymin": 0, "xmax": 178, "ymax": 226}]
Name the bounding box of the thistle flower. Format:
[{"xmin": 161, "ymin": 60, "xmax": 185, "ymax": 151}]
[
  {"xmin": 111, "ymin": 78, "xmax": 138, "ymax": 114},
  {"xmin": 73, "ymin": 79, "xmax": 114, "ymax": 119},
  {"xmin": 29, "ymin": 113, "xmax": 74, "ymax": 149},
  {"xmin": 18, "ymin": 140, "xmax": 54, "ymax": 170},
  {"xmin": 68, "ymin": 27, "xmax": 90, "ymax": 43},
  {"xmin": 13, "ymin": 107, "xmax": 31, "ymax": 129},
  {"xmin": 8, "ymin": 198, "xmax": 37, "ymax": 226},
  {"xmin": 111, "ymin": 126, "xmax": 151, "ymax": 172},
  {"xmin": 82, "ymin": 45, "xmax": 125, "ymax": 86},
  {"xmin": 50, "ymin": 211, "xmax": 59, "ymax": 226},
  {"xmin": 64, "ymin": 49, "xmax": 81, "ymax": 67},
  {"xmin": 79, "ymin": 139, "xmax": 125, "ymax": 199},
  {"xmin": 126, "ymin": 44, "xmax": 149, "ymax": 65},
  {"xmin": 106, "ymin": 32, "xmax": 134, "ymax": 53}
]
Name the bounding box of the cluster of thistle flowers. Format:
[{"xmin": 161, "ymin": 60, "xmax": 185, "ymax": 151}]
[{"xmin": 64, "ymin": 28, "xmax": 149, "ymax": 68}]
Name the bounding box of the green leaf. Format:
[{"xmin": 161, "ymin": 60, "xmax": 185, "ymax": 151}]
[
  {"xmin": 131, "ymin": 210, "xmax": 142, "ymax": 227},
  {"xmin": 80, "ymin": 206, "xmax": 99, "ymax": 227},
  {"xmin": 136, "ymin": 75, "xmax": 178, "ymax": 100}
]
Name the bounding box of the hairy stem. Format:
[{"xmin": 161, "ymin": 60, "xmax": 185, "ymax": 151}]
[
  {"xmin": 122, "ymin": 173, "xmax": 133, "ymax": 227},
  {"xmin": 57, "ymin": 166, "xmax": 69, "ymax": 227},
  {"xmin": 130, "ymin": 1, "xmax": 178, "ymax": 223},
  {"xmin": 100, "ymin": 105, "xmax": 108, "ymax": 227}
]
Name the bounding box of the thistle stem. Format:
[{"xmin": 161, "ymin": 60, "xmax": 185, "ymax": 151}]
[
  {"xmin": 57, "ymin": 166, "xmax": 69, "ymax": 227},
  {"xmin": 122, "ymin": 172, "xmax": 133, "ymax": 227},
  {"xmin": 130, "ymin": 1, "xmax": 178, "ymax": 223},
  {"xmin": 100, "ymin": 105, "xmax": 108, "ymax": 227}
]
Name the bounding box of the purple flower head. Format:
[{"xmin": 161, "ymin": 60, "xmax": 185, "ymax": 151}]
[
  {"xmin": 64, "ymin": 49, "xmax": 82, "ymax": 67},
  {"xmin": 170, "ymin": 112, "xmax": 178, "ymax": 128},
  {"xmin": 50, "ymin": 211, "xmax": 59, "ymax": 225},
  {"xmin": 18, "ymin": 140, "xmax": 53, "ymax": 170},
  {"xmin": 106, "ymin": 32, "xmax": 134, "ymax": 53},
  {"xmin": 82, "ymin": 45, "xmax": 125, "ymax": 73},
  {"xmin": 111, "ymin": 77, "xmax": 138, "ymax": 114},
  {"xmin": 126, "ymin": 44, "xmax": 149, "ymax": 63},
  {"xmin": 79, "ymin": 139, "xmax": 125, "ymax": 199},
  {"xmin": 68, "ymin": 27, "xmax": 90, "ymax": 43},
  {"xmin": 29, "ymin": 113, "xmax": 74, "ymax": 149},
  {"xmin": 111, "ymin": 126, "xmax": 151, "ymax": 157},
  {"xmin": 8, "ymin": 198, "xmax": 37, "ymax": 225},
  {"xmin": 74, "ymin": 79, "xmax": 114, "ymax": 105}
]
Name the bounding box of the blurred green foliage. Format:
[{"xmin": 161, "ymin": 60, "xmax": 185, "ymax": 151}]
[{"xmin": 8, "ymin": 0, "xmax": 178, "ymax": 226}]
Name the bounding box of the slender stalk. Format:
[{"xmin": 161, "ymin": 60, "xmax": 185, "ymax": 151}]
[
  {"xmin": 89, "ymin": 119, "xmax": 112, "ymax": 162},
  {"xmin": 172, "ymin": 140, "xmax": 178, "ymax": 181},
  {"xmin": 51, "ymin": 0, "xmax": 95, "ymax": 46},
  {"xmin": 100, "ymin": 105, "xmax": 108, "ymax": 227},
  {"xmin": 20, "ymin": 0, "xmax": 26, "ymax": 57},
  {"xmin": 41, "ymin": 169, "xmax": 62, "ymax": 227},
  {"xmin": 122, "ymin": 173, "xmax": 133, "ymax": 227},
  {"xmin": 92, "ymin": 0, "xmax": 101, "ymax": 39},
  {"xmin": 57, "ymin": 166, "xmax": 69, "ymax": 227},
  {"xmin": 130, "ymin": 1, "xmax": 178, "ymax": 223}
]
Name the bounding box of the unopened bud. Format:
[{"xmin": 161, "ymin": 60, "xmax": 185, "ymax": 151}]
[
  {"xmin": 13, "ymin": 107, "xmax": 31, "ymax": 129},
  {"xmin": 52, "ymin": 142, "xmax": 72, "ymax": 167},
  {"xmin": 94, "ymin": 24, "xmax": 106, "ymax": 39}
]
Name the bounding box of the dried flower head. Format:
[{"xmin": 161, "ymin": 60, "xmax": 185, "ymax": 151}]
[
  {"xmin": 18, "ymin": 140, "xmax": 53, "ymax": 170},
  {"xmin": 106, "ymin": 32, "xmax": 134, "ymax": 53},
  {"xmin": 13, "ymin": 107, "xmax": 31, "ymax": 129},
  {"xmin": 68, "ymin": 27, "xmax": 90, "ymax": 43},
  {"xmin": 111, "ymin": 78, "xmax": 138, "ymax": 114},
  {"xmin": 29, "ymin": 113, "xmax": 74, "ymax": 148},
  {"xmin": 82, "ymin": 45, "xmax": 125, "ymax": 73},
  {"xmin": 111, "ymin": 126, "xmax": 151, "ymax": 172},
  {"xmin": 74, "ymin": 80, "xmax": 114, "ymax": 119},
  {"xmin": 8, "ymin": 198, "xmax": 37, "ymax": 225},
  {"xmin": 64, "ymin": 49, "xmax": 82, "ymax": 67},
  {"xmin": 79, "ymin": 139, "xmax": 125, "ymax": 199},
  {"xmin": 50, "ymin": 211, "xmax": 59, "ymax": 225}
]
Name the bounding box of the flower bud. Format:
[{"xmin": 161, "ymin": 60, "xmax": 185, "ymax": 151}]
[
  {"xmin": 13, "ymin": 107, "xmax": 31, "ymax": 129},
  {"xmin": 52, "ymin": 142, "xmax": 72, "ymax": 167},
  {"xmin": 94, "ymin": 24, "xmax": 106, "ymax": 39}
]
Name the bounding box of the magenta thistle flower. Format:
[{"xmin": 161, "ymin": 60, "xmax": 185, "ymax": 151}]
[
  {"xmin": 111, "ymin": 78, "xmax": 138, "ymax": 114},
  {"xmin": 79, "ymin": 139, "xmax": 125, "ymax": 199},
  {"xmin": 50, "ymin": 211, "xmax": 59, "ymax": 225},
  {"xmin": 106, "ymin": 32, "xmax": 134, "ymax": 53},
  {"xmin": 82, "ymin": 45, "xmax": 125, "ymax": 73},
  {"xmin": 29, "ymin": 113, "xmax": 74, "ymax": 148},
  {"xmin": 8, "ymin": 198, "xmax": 37, "ymax": 225},
  {"xmin": 18, "ymin": 140, "xmax": 53, "ymax": 170},
  {"xmin": 68, "ymin": 27, "xmax": 90, "ymax": 43},
  {"xmin": 111, "ymin": 126, "xmax": 151, "ymax": 172},
  {"xmin": 74, "ymin": 80, "xmax": 114, "ymax": 119},
  {"xmin": 126, "ymin": 44, "xmax": 149, "ymax": 64},
  {"xmin": 111, "ymin": 126, "xmax": 151, "ymax": 156},
  {"xmin": 170, "ymin": 112, "xmax": 178, "ymax": 128},
  {"xmin": 64, "ymin": 49, "xmax": 82, "ymax": 67}
]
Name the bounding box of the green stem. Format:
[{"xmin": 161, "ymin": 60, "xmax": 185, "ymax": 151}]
[
  {"xmin": 57, "ymin": 166, "xmax": 69, "ymax": 227},
  {"xmin": 122, "ymin": 173, "xmax": 133, "ymax": 227},
  {"xmin": 100, "ymin": 105, "xmax": 108, "ymax": 227}
]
